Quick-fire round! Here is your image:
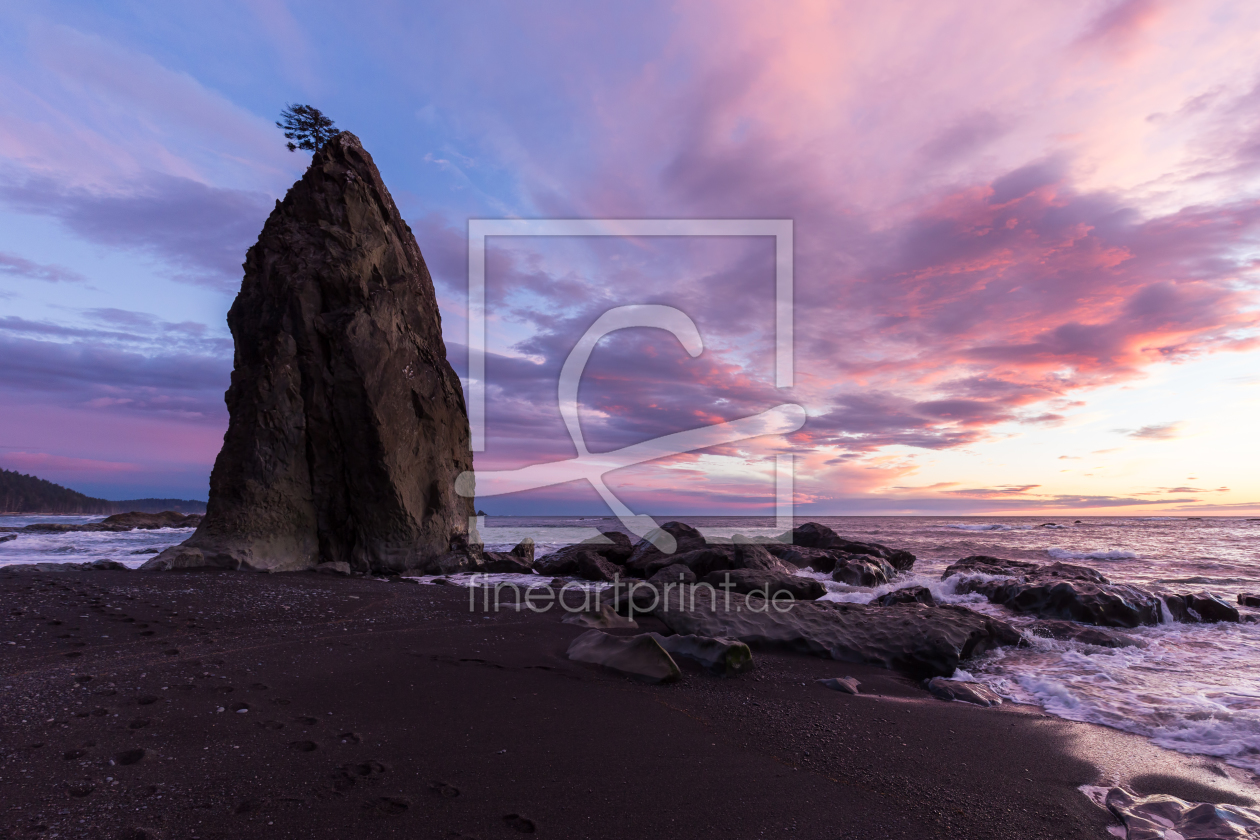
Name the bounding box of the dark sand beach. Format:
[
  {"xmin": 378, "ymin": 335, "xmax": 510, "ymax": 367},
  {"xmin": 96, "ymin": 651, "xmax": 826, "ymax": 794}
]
[{"xmin": 3, "ymin": 570, "xmax": 1254, "ymax": 839}]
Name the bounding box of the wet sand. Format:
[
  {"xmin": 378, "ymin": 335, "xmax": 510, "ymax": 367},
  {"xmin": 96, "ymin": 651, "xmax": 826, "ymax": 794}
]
[{"xmin": 1, "ymin": 570, "xmax": 1253, "ymax": 839}]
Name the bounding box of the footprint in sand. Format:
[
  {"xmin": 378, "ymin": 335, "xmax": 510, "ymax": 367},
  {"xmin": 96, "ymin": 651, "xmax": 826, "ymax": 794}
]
[
  {"xmin": 503, "ymin": 814, "xmax": 536, "ymax": 833},
  {"xmin": 429, "ymin": 781, "xmax": 460, "ymax": 798},
  {"xmin": 137, "ymin": 696, "xmax": 159, "ymax": 706},
  {"xmin": 338, "ymin": 731, "xmax": 361, "ymax": 744},
  {"xmin": 62, "ymin": 749, "xmax": 86, "ymax": 760},
  {"xmin": 257, "ymin": 720, "xmax": 285, "ymax": 730},
  {"xmin": 295, "ymin": 716, "xmax": 319, "ymax": 726},
  {"xmin": 128, "ymin": 719, "xmax": 150, "ymax": 730},
  {"xmin": 288, "ymin": 740, "xmax": 318, "ymax": 752},
  {"xmin": 370, "ymin": 797, "xmax": 409, "ymax": 815},
  {"xmin": 113, "ymin": 749, "xmax": 147, "ymax": 766}
]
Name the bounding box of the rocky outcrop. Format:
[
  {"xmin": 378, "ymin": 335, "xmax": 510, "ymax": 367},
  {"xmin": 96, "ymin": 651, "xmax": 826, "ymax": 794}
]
[
  {"xmin": 945, "ymin": 556, "xmax": 1242, "ymax": 627},
  {"xmin": 1240, "ymin": 593, "xmax": 1260, "ymax": 608},
  {"xmin": 639, "ymin": 588, "xmax": 1022, "ymax": 679},
  {"xmin": 566, "ymin": 630, "xmax": 680, "ymax": 683},
  {"xmin": 0, "ymin": 533, "xmax": 15, "ymax": 543},
  {"xmin": 0, "ymin": 559, "xmax": 127, "ymax": 573},
  {"xmin": 1027, "ymin": 619, "xmax": 1144, "ymax": 648},
  {"xmin": 699, "ymin": 569, "xmax": 825, "ymax": 601},
  {"xmin": 926, "ymin": 678, "xmax": 1002, "ymax": 707},
  {"xmin": 872, "ymin": 586, "xmax": 936, "ymax": 606},
  {"xmin": 144, "ymin": 132, "xmax": 473, "ymax": 575},
  {"xmin": 945, "ymin": 556, "xmax": 1163, "ymax": 628},
  {"xmin": 534, "ymin": 532, "xmax": 632, "ymax": 576},
  {"xmin": 11, "ymin": 512, "xmax": 202, "ymax": 534},
  {"xmin": 1163, "ymin": 592, "xmax": 1239, "ymax": 623},
  {"xmin": 776, "ymin": 523, "xmax": 916, "ymax": 572}
]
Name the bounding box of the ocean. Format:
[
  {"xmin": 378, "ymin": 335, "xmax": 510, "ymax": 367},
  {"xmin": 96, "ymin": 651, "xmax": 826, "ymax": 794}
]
[{"xmin": 4, "ymin": 513, "xmax": 1259, "ymax": 776}]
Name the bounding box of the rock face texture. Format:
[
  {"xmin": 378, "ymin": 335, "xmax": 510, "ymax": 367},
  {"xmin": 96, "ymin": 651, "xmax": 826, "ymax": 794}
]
[{"xmin": 146, "ymin": 132, "xmax": 472, "ymax": 574}]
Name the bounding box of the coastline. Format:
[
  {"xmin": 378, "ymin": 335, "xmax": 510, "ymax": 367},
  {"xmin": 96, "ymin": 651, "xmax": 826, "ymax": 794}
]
[{"xmin": 3, "ymin": 570, "xmax": 1253, "ymax": 839}]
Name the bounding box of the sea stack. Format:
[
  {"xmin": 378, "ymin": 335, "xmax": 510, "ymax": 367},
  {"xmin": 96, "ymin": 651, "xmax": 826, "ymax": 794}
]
[{"xmin": 145, "ymin": 132, "xmax": 475, "ymax": 574}]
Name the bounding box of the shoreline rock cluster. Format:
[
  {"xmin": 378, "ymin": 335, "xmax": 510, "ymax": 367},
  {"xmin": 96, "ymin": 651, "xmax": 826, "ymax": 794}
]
[
  {"xmin": 0, "ymin": 511, "xmax": 202, "ymax": 534},
  {"xmin": 943, "ymin": 555, "xmax": 1246, "ymax": 627}
]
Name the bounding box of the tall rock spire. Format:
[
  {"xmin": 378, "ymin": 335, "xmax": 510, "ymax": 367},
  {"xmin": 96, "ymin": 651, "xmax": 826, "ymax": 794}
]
[{"xmin": 147, "ymin": 132, "xmax": 475, "ymax": 573}]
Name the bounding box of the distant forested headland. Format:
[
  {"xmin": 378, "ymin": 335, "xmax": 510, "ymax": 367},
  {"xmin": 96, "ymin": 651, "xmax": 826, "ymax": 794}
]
[{"xmin": 0, "ymin": 469, "xmax": 207, "ymax": 515}]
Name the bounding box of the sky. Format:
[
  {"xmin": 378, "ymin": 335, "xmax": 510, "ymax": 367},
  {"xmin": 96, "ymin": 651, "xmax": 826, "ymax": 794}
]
[{"xmin": 1, "ymin": 0, "xmax": 1258, "ymax": 516}]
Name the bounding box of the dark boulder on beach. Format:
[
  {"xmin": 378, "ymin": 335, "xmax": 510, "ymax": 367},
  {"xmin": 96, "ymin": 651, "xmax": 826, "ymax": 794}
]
[
  {"xmin": 483, "ymin": 539, "xmax": 536, "ymax": 574},
  {"xmin": 958, "ymin": 576, "xmax": 1162, "ymax": 628},
  {"xmin": 144, "ymin": 132, "xmax": 474, "ymax": 575},
  {"xmin": 640, "ymin": 588, "xmax": 1023, "ymax": 679},
  {"xmin": 1240, "ymin": 593, "xmax": 1260, "ymax": 608},
  {"xmin": 0, "ymin": 533, "xmax": 15, "ymax": 543},
  {"xmin": 535, "ymin": 531, "xmax": 634, "ymax": 576},
  {"xmin": 831, "ymin": 554, "xmax": 895, "ymax": 587},
  {"xmin": 623, "ymin": 521, "xmax": 708, "ymax": 575},
  {"xmin": 1163, "ymin": 592, "xmax": 1239, "ymax": 623},
  {"xmin": 872, "ymin": 586, "xmax": 935, "ymax": 606},
  {"xmin": 647, "ymin": 564, "xmax": 697, "ymax": 585},
  {"xmin": 946, "ymin": 557, "xmax": 1162, "ymax": 627},
  {"xmin": 699, "ymin": 568, "xmax": 826, "ymax": 601},
  {"xmin": 777, "ymin": 522, "xmax": 916, "ymax": 572}
]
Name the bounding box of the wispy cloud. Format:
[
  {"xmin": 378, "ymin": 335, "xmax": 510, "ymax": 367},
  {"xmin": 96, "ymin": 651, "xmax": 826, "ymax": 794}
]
[{"xmin": 1118, "ymin": 421, "xmax": 1187, "ymax": 440}]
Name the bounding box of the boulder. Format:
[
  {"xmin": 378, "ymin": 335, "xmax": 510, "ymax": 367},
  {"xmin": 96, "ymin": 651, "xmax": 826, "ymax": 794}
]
[
  {"xmin": 481, "ymin": 553, "xmax": 533, "ymax": 574},
  {"xmin": 831, "ymin": 554, "xmax": 895, "ymax": 587},
  {"xmin": 574, "ymin": 551, "xmax": 624, "ymax": 583},
  {"xmin": 566, "ymin": 630, "xmax": 680, "ymax": 683},
  {"xmin": 646, "ymin": 588, "xmax": 1023, "ymax": 679},
  {"xmin": 623, "ymin": 522, "xmax": 709, "ymax": 575},
  {"xmin": 146, "ymin": 132, "xmax": 473, "ymax": 574},
  {"xmin": 1240, "ymin": 593, "xmax": 1260, "ymax": 608},
  {"xmin": 700, "ymin": 569, "xmax": 825, "ymax": 601},
  {"xmin": 817, "ymin": 677, "xmax": 861, "ymax": 695},
  {"xmin": 0, "ymin": 533, "xmax": 15, "ymax": 543},
  {"xmin": 648, "ymin": 632, "xmax": 753, "ymax": 676},
  {"xmin": 647, "ymin": 564, "xmax": 697, "ymax": 586},
  {"xmin": 926, "ymin": 678, "xmax": 1002, "ymax": 707},
  {"xmin": 941, "ymin": 555, "xmax": 1041, "ymax": 579},
  {"xmin": 957, "ymin": 577, "xmax": 1162, "ymax": 628},
  {"xmin": 509, "ymin": 538, "xmax": 535, "ymax": 565},
  {"xmin": 778, "ymin": 523, "xmax": 916, "ymax": 571},
  {"xmin": 766, "ymin": 544, "xmax": 839, "ymax": 571},
  {"xmin": 534, "ymin": 532, "xmax": 632, "ymax": 576},
  {"xmin": 1163, "ymin": 592, "xmax": 1240, "ymax": 623},
  {"xmin": 872, "ymin": 586, "xmax": 935, "ymax": 606},
  {"xmin": 0, "ymin": 560, "xmax": 127, "ymax": 573}
]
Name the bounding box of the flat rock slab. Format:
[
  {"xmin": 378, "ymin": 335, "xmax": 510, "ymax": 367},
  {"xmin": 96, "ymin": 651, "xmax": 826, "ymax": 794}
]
[
  {"xmin": 817, "ymin": 677, "xmax": 861, "ymax": 695},
  {"xmin": 926, "ymin": 678, "xmax": 1002, "ymax": 707},
  {"xmin": 647, "ymin": 633, "xmax": 754, "ymax": 676},
  {"xmin": 645, "ymin": 588, "xmax": 1023, "ymax": 679},
  {"xmin": 1102, "ymin": 786, "xmax": 1260, "ymax": 840},
  {"xmin": 566, "ymin": 630, "xmax": 681, "ymax": 683}
]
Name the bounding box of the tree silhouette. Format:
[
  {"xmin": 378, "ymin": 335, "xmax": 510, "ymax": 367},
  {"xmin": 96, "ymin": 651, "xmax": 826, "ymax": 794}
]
[{"xmin": 277, "ymin": 104, "xmax": 339, "ymax": 152}]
